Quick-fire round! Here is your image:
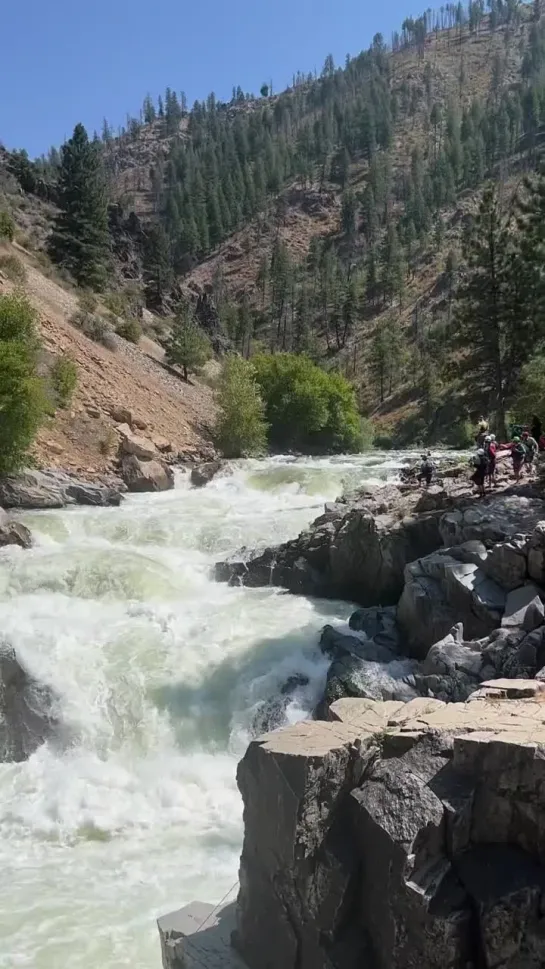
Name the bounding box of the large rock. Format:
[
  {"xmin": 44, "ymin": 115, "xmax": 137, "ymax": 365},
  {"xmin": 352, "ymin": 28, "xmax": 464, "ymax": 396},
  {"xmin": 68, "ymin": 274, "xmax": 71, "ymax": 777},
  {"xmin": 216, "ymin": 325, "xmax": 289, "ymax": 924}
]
[
  {"xmin": 190, "ymin": 461, "xmax": 223, "ymax": 488},
  {"xmin": 317, "ymin": 625, "xmax": 417, "ymax": 714},
  {"xmin": 0, "ymin": 469, "xmax": 122, "ymax": 509},
  {"xmin": 397, "ymin": 547, "xmax": 506, "ymax": 657},
  {"xmin": 116, "ymin": 423, "xmax": 157, "ymax": 461},
  {"xmin": 0, "ymin": 644, "xmax": 58, "ymax": 762},
  {"xmin": 0, "ymin": 518, "xmax": 32, "ymax": 549},
  {"xmin": 231, "ymin": 692, "xmax": 545, "ymax": 969},
  {"xmin": 120, "ymin": 455, "xmax": 174, "ymax": 493},
  {"xmin": 528, "ymin": 521, "xmax": 545, "ymax": 585}
]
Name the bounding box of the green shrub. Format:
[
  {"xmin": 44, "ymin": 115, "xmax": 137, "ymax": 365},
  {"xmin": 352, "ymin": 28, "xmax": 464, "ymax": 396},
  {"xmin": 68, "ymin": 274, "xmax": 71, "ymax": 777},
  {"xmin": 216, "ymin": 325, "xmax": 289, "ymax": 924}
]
[
  {"xmin": 251, "ymin": 353, "xmax": 363, "ymax": 454},
  {"xmin": 360, "ymin": 417, "xmax": 376, "ymax": 450},
  {"xmin": 51, "ymin": 354, "xmax": 78, "ymax": 408},
  {"xmin": 0, "ymin": 293, "xmax": 46, "ymax": 474},
  {"xmin": 512, "ymin": 354, "xmax": 545, "ymax": 423},
  {"xmin": 115, "ymin": 317, "xmax": 142, "ymax": 344},
  {"xmin": 214, "ymin": 357, "xmax": 268, "ymax": 458},
  {"xmin": 0, "ymin": 211, "xmax": 15, "ymax": 242},
  {"xmin": 373, "ymin": 431, "xmax": 394, "ymax": 449},
  {"xmin": 0, "ymin": 253, "xmax": 26, "ymax": 283}
]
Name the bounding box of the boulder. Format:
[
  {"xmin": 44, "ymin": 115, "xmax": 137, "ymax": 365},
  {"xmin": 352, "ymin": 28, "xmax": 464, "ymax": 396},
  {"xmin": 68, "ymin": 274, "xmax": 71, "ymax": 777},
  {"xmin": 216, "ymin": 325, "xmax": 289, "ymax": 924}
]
[
  {"xmin": 110, "ymin": 404, "xmax": 133, "ymax": 425},
  {"xmin": 528, "ymin": 521, "xmax": 545, "ymax": 585},
  {"xmin": 117, "ymin": 424, "xmax": 157, "ymax": 461},
  {"xmin": 398, "ymin": 549, "xmax": 506, "ymax": 658},
  {"xmin": 0, "ymin": 643, "xmax": 58, "ymax": 762},
  {"xmin": 0, "ymin": 520, "xmax": 32, "ymax": 549},
  {"xmin": 317, "ymin": 625, "xmax": 417, "ymax": 715},
  {"xmin": 348, "ymin": 605, "xmax": 400, "ymax": 651},
  {"xmin": 501, "ymin": 583, "xmax": 544, "ymax": 631},
  {"xmin": 190, "ymin": 461, "xmax": 223, "ymax": 488},
  {"xmin": 152, "ymin": 435, "xmax": 173, "ymax": 454},
  {"xmin": 120, "ymin": 455, "xmax": 174, "ymax": 493},
  {"xmin": 0, "ymin": 469, "xmax": 122, "ymax": 509}
]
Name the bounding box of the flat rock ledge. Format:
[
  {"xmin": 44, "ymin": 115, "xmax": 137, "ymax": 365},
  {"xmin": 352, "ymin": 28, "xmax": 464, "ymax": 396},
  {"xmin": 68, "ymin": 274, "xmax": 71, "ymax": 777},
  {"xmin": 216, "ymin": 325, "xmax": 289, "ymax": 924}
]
[{"xmin": 161, "ymin": 684, "xmax": 545, "ymax": 969}]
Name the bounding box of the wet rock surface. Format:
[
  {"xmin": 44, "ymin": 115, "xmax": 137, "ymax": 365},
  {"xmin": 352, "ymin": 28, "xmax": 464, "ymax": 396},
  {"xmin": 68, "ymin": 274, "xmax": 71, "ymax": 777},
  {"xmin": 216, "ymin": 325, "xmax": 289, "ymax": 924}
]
[
  {"xmin": 0, "ymin": 643, "xmax": 58, "ymax": 762},
  {"xmin": 0, "ymin": 468, "xmax": 123, "ymax": 509}
]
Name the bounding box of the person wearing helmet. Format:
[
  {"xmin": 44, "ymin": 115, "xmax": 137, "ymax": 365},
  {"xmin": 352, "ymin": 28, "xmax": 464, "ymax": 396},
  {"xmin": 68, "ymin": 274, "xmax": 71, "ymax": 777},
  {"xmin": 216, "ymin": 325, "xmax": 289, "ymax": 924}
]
[
  {"xmin": 470, "ymin": 447, "xmax": 488, "ymax": 497},
  {"xmin": 511, "ymin": 436, "xmax": 526, "ymax": 482},
  {"xmin": 522, "ymin": 429, "xmax": 538, "ymax": 473},
  {"xmin": 484, "ymin": 434, "xmax": 497, "ymax": 487},
  {"xmin": 417, "ymin": 452, "xmax": 435, "ymax": 489}
]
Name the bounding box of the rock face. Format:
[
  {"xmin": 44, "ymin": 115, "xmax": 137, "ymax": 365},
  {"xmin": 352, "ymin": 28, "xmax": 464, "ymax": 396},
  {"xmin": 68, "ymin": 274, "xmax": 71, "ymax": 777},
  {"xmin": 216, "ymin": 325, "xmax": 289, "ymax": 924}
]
[
  {"xmin": 0, "ymin": 514, "xmax": 32, "ymax": 549},
  {"xmin": 0, "ymin": 469, "xmax": 123, "ymax": 509},
  {"xmin": 233, "ymin": 691, "xmax": 545, "ymax": 969},
  {"xmin": 190, "ymin": 461, "xmax": 223, "ymax": 489},
  {"xmin": 120, "ymin": 455, "xmax": 174, "ymax": 493},
  {"xmin": 0, "ymin": 644, "xmax": 58, "ymax": 762}
]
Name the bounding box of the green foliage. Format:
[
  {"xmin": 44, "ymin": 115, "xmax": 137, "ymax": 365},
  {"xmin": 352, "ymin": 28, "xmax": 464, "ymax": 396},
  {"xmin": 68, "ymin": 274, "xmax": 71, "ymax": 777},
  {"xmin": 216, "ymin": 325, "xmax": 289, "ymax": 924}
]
[
  {"xmin": 0, "ymin": 254, "xmax": 27, "ymax": 283},
  {"xmin": 252, "ymin": 353, "xmax": 363, "ymax": 453},
  {"xmin": 359, "ymin": 417, "xmax": 376, "ymax": 449},
  {"xmin": 50, "ymin": 354, "xmax": 78, "ymax": 408},
  {"xmin": 214, "ymin": 357, "xmax": 268, "ymax": 457},
  {"xmin": 115, "ymin": 317, "xmax": 142, "ymax": 344},
  {"xmin": 0, "ymin": 293, "xmax": 46, "ymax": 474},
  {"xmin": 0, "ymin": 211, "xmax": 15, "ymax": 242},
  {"xmin": 512, "ymin": 354, "xmax": 545, "ymax": 421},
  {"xmin": 48, "ymin": 123, "xmax": 110, "ymax": 289},
  {"xmin": 164, "ymin": 305, "xmax": 212, "ymax": 380}
]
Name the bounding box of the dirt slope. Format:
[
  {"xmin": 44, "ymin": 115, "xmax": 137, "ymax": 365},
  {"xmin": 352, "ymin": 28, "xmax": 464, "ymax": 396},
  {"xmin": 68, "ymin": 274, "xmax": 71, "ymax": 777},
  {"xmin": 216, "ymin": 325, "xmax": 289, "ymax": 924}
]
[{"xmin": 1, "ymin": 248, "xmax": 217, "ymax": 474}]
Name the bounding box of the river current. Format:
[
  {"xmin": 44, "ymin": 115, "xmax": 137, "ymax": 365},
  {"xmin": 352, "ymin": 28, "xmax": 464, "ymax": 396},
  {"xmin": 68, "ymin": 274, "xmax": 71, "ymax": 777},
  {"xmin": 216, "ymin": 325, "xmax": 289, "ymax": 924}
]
[{"xmin": 0, "ymin": 452, "xmax": 446, "ymax": 968}]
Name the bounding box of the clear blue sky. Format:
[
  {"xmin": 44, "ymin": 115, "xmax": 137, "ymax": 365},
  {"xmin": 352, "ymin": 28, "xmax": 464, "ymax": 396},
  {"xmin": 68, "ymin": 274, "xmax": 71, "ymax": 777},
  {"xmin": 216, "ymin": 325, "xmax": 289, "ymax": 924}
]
[{"xmin": 2, "ymin": 0, "xmax": 413, "ymax": 158}]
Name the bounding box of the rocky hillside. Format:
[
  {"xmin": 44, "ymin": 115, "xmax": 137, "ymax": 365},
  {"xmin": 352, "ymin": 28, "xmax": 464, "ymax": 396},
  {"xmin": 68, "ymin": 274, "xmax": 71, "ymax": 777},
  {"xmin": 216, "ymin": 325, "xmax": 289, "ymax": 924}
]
[{"xmin": 0, "ymin": 240, "xmax": 217, "ymax": 474}]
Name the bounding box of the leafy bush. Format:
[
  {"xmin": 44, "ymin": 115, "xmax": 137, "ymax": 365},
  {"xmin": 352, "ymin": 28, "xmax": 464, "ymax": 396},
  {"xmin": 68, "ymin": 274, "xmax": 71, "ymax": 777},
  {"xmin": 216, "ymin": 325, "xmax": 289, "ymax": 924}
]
[
  {"xmin": 0, "ymin": 293, "xmax": 46, "ymax": 474},
  {"xmin": 164, "ymin": 308, "xmax": 211, "ymax": 380},
  {"xmin": 51, "ymin": 354, "xmax": 78, "ymax": 408},
  {"xmin": 78, "ymin": 290, "xmax": 98, "ymax": 314},
  {"xmin": 0, "ymin": 211, "xmax": 15, "ymax": 242},
  {"xmin": 115, "ymin": 317, "xmax": 142, "ymax": 344},
  {"xmin": 360, "ymin": 417, "xmax": 376, "ymax": 450},
  {"xmin": 0, "ymin": 253, "xmax": 27, "ymax": 283},
  {"xmin": 251, "ymin": 353, "xmax": 363, "ymax": 454},
  {"xmin": 214, "ymin": 357, "xmax": 268, "ymax": 458}
]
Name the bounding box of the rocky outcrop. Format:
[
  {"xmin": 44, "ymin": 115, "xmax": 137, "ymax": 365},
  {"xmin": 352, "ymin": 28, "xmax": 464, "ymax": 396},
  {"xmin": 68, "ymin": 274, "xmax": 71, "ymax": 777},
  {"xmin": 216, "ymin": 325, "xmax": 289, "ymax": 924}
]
[
  {"xmin": 0, "ymin": 644, "xmax": 58, "ymax": 761},
  {"xmin": 190, "ymin": 460, "xmax": 223, "ymax": 488},
  {"xmin": 120, "ymin": 455, "xmax": 174, "ymax": 493},
  {"xmin": 0, "ymin": 469, "xmax": 123, "ymax": 509},
  {"xmin": 232, "ymin": 690, "xmax": 545, "ymax": 969},
  {"xmin": 0, "ymin": 510, "xmax": 32, "ymax": 549},
  {"xmin": 216, "ymin": 485, "xmax": 445, "ymax": 604}
]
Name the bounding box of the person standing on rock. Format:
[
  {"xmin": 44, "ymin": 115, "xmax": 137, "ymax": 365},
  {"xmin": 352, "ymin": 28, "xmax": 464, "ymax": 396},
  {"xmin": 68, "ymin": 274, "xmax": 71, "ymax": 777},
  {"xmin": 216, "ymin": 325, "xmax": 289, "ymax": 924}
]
[
  {"xmin": 509, "ymin": 436, "xmax": 526, "ymax": 482},
  {"xmin": 417, "ymin": 453, "xmax": 435, "ymax": 488},
  {"xmin": 522, "ymin": 430, "xmax": 538, "ymax": 474},
  {"xmin": 470, "ymin": 448, "xmax": 488, "ymax": 497},
  {"xmin": 484, "ymin": 434, "xmax": 497, "ymax": 488},
  {"xmin": 475, "ymin": 416, "xmax": 489, "ymax": 447}
]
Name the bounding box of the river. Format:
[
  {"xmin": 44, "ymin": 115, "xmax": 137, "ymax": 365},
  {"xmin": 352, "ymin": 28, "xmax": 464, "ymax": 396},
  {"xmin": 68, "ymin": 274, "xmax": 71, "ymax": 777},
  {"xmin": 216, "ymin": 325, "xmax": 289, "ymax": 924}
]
[{"xmin": 0, "ymin": 451, "xmax": 439, "ymax": 968}]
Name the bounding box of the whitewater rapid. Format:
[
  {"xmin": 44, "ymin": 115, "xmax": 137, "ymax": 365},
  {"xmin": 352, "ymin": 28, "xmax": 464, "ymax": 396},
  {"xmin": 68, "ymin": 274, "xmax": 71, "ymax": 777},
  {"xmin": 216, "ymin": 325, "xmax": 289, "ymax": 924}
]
[{"xmin": 0, "ymin": 452, "xmax": 437, "ymax": 968}]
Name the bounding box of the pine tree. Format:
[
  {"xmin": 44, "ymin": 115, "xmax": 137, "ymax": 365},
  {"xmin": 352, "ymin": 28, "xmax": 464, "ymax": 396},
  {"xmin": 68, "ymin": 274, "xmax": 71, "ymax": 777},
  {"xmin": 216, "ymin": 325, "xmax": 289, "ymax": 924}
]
[
  {"xmin": 48, "ymin": 124, "xmax": 110, "ymax": 290},
  {"xmin": 454, "ymin": 184, "xmax": 523, "ymax": 438},
  {"xmin": 143, "ymin": 224, "xmax": 173, "ymax": 308},
  {"xmin": 341, "ymin": 189, "xmax": 357, "ymax": 237},
  {"xmin": 164, "ymin": 304, "xmax": 211, "ymax": 380}
]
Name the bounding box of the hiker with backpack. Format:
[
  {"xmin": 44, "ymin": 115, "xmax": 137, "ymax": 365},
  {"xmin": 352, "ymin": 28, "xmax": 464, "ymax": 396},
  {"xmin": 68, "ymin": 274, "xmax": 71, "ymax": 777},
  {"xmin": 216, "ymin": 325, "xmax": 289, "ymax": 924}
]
[
  {"xmin": 470, "ymin": 448, "xmax": 488, "ymax": 497},
  {"xmin": 484, "ymin": 434, "xmax": 497, "ymax": 488},
  {"xmin": 522, "ymin": 430, "xmax": 538, "ymax": 473}
]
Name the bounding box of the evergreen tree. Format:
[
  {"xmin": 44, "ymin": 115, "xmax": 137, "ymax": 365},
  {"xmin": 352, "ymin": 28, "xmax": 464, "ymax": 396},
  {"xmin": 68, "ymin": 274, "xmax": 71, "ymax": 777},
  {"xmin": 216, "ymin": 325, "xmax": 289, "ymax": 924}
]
[
  {"xmin": 143, "ymin": 224, "xmax": 173, "ymax": 308},
  {"xmin": 48, "ymin": 124, "xmax": 110, "ymax": 289},
  {"xmin": 454, "ymin": 184, "xmax": 524, "ymax": 438},
  {"xmin": 164, "ymin": 304, "xmax": 211, "ymax": 380}
]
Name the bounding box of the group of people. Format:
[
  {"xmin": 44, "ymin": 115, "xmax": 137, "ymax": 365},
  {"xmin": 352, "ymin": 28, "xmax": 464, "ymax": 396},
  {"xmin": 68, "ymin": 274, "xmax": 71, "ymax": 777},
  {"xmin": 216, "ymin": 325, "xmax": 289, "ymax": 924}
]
[
  {"xmin": 416, "ymin": 415, "xmax": 543, "ymax": 496},
  {"xmin": 469, "ymin": 417, "xmax": 540, "ymax": 496}
]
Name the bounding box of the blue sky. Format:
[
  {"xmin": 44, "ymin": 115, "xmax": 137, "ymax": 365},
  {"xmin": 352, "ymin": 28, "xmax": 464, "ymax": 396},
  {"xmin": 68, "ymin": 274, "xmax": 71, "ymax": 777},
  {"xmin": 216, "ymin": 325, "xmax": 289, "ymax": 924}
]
[{"xmin": 2, "ymin": 0, "xmax": 412, "ymax": 157}]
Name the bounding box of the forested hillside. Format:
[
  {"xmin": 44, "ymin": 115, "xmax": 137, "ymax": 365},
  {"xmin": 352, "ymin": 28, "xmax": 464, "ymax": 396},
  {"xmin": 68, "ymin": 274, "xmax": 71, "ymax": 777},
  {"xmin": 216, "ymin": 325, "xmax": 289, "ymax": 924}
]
[{"xmin": 3, "ymin": 0, "xmax": 545, "ymax": 447}]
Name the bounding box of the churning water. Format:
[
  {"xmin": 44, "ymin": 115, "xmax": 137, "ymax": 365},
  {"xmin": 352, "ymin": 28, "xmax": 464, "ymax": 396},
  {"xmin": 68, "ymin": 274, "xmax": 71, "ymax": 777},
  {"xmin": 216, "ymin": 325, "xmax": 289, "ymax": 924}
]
[{"xmin": 0, "ymin": 452, "xmax": 435, "ymax": 968}]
